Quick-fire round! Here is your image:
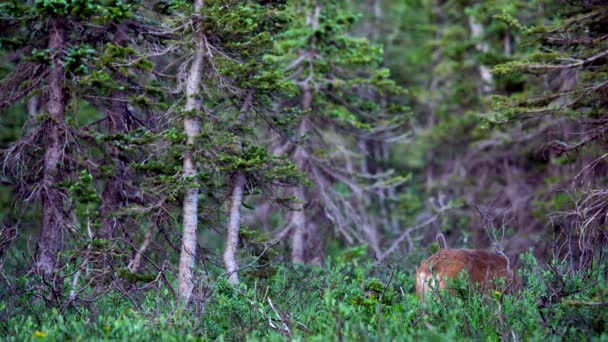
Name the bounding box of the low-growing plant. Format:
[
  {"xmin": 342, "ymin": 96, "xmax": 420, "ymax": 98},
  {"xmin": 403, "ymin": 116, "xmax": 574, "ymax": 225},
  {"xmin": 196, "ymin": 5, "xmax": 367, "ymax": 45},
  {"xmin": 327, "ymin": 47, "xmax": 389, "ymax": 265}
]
[{"xmin": 0, "ymin": 253, "xmax": 606, "ymax": 340}]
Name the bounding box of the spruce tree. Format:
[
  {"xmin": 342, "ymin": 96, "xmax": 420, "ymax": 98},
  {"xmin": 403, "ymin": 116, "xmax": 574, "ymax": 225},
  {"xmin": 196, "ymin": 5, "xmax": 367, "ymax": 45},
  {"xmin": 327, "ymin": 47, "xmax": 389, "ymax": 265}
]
[
  {"xmin": 0, "ymin": 0, "xmax": 165, "ymax": 283},
  {"xmin": 271, "ymin": 0, "xmax": 408, "ymax": 262}
]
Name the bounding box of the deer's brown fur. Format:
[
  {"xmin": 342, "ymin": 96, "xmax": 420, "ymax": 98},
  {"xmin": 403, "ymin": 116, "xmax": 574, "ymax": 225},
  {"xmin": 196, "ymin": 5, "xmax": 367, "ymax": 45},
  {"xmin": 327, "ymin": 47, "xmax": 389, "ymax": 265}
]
[{"xmin": 415, "ymin": 248, "xmax": 518, "ymax": 300}]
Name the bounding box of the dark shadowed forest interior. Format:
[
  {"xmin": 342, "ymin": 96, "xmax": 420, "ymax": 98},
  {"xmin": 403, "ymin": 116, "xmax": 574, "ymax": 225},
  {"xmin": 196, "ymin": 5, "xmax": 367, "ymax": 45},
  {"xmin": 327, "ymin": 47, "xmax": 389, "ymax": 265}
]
[{"xmin": 1, "ymin": 0, "xmax": 607, "ymax": 340}]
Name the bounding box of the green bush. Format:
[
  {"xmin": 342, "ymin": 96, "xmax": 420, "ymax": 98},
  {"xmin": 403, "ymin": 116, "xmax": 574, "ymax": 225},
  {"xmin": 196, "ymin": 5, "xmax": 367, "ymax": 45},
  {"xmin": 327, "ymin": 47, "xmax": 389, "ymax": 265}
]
[{"xmin": 1, "ymin": 254, "xmax": 606, "ymax": 340}]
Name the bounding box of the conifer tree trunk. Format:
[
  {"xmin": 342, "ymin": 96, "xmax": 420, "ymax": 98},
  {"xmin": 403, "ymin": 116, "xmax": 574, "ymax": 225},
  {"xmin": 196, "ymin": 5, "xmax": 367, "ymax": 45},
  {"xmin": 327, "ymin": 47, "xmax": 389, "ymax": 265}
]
[
  {"xmin": 289, "ymin": 186, "xmax": 307, "ymax": 263},
  {"xmin": 425, "ymin": 7, "xmax": 445, "ymax": 193},
  {"xmin": 289, "ymin": 3, "xmax": 321, "ymax": 264},
  {"xmin": 223, "ymin": 172, "xmax": 246, "ymax": 284},
  {"xmin": 222, "ymin": 91, "xmax": 253, "ymax": 283},
  {"xmin": 27, "ymin": 96, "xmax": 39, "ymax": 116},
  {"xmin": 355, "ymin": 139, "xmax": 381, "ymax": 257},
  {"xmin": 177, "ymin": 0, "xmax": 204, "ymax": 305},
  {"xmin": 290, "ymin": 92, "xmax": 312, "ymax": 263},
  {"xmin": 468, "ymin": 16, "xmax": 493, "ymax": 95},
  {"xmin": 34, "ymin": 20, "xmax": 68, "ymax": 276}
]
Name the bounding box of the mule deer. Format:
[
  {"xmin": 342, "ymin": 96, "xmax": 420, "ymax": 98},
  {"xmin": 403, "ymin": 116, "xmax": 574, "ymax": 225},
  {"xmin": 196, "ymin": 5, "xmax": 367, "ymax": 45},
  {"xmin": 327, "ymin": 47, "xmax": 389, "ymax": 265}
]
[{"xmin": 415, "ymin": 234, "xmax": 518, "ymax": 300}]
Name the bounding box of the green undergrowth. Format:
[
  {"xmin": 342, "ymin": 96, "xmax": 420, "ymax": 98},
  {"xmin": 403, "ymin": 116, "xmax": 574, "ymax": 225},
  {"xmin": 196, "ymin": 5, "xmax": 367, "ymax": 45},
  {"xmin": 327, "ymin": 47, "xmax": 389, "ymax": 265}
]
[{"xmin": 1, "ymin": 253, "xmax": 607, "ymax": 341}]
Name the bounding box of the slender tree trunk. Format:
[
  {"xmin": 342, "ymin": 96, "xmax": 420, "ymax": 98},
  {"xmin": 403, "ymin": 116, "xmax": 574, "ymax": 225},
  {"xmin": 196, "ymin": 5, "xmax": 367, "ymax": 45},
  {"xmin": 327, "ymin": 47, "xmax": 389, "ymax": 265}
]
[
  {"xmin": 33, "ymin": 20, "xmax": 67, "ymax": 276},
  {"xmin": 69, "ymin": 209, "xmax": 93, "ymax": 300},
  {"xmin": 223, "ymin": 172, "xmax": 246, "ymax": 284},
  {"xmin": 128, "ymin": 226, "xmax": 153, "ymax": 273},
  {"xmin": 361, "ymin": 1, "xmax": 395, "ymax": 237},
  {"xmin": 372, "ymin": 141, "xmax": 393, "ymax": 233},
  {"xmin": 27, "ymin": 95, "xmax": 39, "ymax": 116},
  {"xmin": 290, "ymin": 186, "xmax": 307, "ymax": 263},
  {"xmin": 221, "ymin": 91, "xmax": 252, "ymax": 282},
  {"xmin": 468, "ymin": 16, "xmax": 492, "ymax": 96},
  {"xmin": 287, "ymin": 1, "xmax": 323, "ymax": 264},
  {"xmin": 177, "ymin": 0, "xmax": 204, "ymax": 305},
  {"xmin": 503, "ymin": 33, "xmax": 512, "ymax": 57},
  {"xmin": 356, "ymin": 139, "xmax": 381, "ymax": 257},
  {"xmin": 425, "ymin": 13, "xmax": 444, "ymax": 192},
  {"xmin": 290, "ymin": 115, "xmax": 311, "ymax": 264}
]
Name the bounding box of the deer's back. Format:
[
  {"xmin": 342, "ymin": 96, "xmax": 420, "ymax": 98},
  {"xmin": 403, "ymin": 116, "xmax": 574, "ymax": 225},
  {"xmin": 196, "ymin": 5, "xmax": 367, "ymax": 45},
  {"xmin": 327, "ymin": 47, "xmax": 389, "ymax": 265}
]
[{"xmin": 415, "ymin": 249, "xmax": 517, "ymax": 299}]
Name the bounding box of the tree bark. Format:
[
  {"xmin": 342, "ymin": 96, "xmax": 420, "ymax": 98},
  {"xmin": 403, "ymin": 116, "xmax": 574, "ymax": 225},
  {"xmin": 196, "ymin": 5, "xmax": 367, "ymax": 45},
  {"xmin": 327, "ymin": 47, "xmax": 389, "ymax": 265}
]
[
  {"xmin": 356, "ymin": 138, "xmax": 381, "ymax": 257},
  {"xmin": 177, "ymin": 0, "xmax": 204, "ymax": 305},
  {"xmin": 223, "ymin": 172, "xmax": 246, "ymax": 284},
  {"xmin": 290, "ymin": 114, "xmax": 311, "ymax": 264},
  {"xmin": 289, "ymin": 186, "xmax": 307, "ymax": 263},
  {"xmin": 468, "ymin": 16, "xmax": 493, "ymax": 96},
  {"xmin": 27, "ymin": 95, "xmax": 39, "ymax": 116},
  {"xmin": 425, "ymin": 15, "xmax": 443, "ymax": 192},
  {"xmin": 287, "ymin": 2, "xmax": 322, "ymax": 264},
  {"xmin": 33, "ymin": 20, "xmax": 67, "ymax": 276},
  {"xmin": 128, "ymin": 226, "xmax": 153, "ymax": 273}
]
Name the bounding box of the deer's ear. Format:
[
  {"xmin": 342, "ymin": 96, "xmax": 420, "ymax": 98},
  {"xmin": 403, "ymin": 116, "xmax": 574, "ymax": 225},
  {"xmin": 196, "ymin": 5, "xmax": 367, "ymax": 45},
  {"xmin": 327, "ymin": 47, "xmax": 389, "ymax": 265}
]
[{"xmin": 436, "ymin": 233, "xmax": 448, "ymax": 250}]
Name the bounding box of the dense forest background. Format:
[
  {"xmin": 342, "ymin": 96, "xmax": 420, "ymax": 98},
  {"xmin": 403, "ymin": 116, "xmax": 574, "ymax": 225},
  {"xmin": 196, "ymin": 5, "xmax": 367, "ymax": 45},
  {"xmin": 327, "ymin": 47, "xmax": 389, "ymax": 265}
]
[{"xmin": 0, "ymin": 0, "xmax": 607, "ymax": 340}]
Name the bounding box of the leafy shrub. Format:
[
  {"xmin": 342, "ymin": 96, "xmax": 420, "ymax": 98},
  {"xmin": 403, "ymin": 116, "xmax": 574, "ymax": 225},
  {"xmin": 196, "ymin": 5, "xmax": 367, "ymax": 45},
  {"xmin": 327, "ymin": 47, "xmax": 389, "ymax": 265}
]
[{"xmin": 0, "ymin": 254, "xmax": 606, "ymax": 340}]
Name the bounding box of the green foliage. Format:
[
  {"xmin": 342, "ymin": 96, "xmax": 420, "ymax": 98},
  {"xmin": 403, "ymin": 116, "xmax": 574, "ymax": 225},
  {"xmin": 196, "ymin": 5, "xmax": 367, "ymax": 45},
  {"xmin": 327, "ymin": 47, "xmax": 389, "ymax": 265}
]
[
  {"xmin": 25, "ymin": 48, "xmax": 53, "ymax": 65},
  {"xmin": 335, "ymin": 244, "xmax": 368, "ymax": 263},
  {"xmin": 34, "ymin": 0, "xmax": 134, "ymax": 21},
  {"xmin": 100, "ymin": 43, "xmax": 153, "ymax": 73},
  {"xmin": 153, "ymin": 0, "xmax": 186, "ymax": 15},
  {"xmin": 65, "ymin": 169, "xmax": 98, "ymax": 204},
  {"xmin": 216, "ymin": 143, "xmax": 306, "ymax": 186},
  {"xmin": 2, "ymin": 1, "xmax": 608, "ymax": 341},
  {"xmin": 140, "ymin": 0, "xmax": 307, "ymax": 212},
  {"xmin": 1, "ymin": 256, "xmax": 606, "ymax": 340},
  {"xmin": 65, "ymin": 45, "xmax": 95, "ymax": 75},
  {"xmin": 117, "ymin": 268, "xmax": 157, "ymax": 283},
  {"xmin": 164, "ymin": 127, "xmax": 186, "ymax": 144},
  {"xmin": 493, "ymin": 12, "xmax": 526, "ymax": 31},
  {"xmin": 34, "ymin": 0, "xmax": 76, "ymax": 16},
  {"xmin": 272, "ymin": 1, "xmax": 408, "ymax": 129},
  {"xmin": 491, "ymin": 2, "xmax": 608, "ymax": 122}
]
